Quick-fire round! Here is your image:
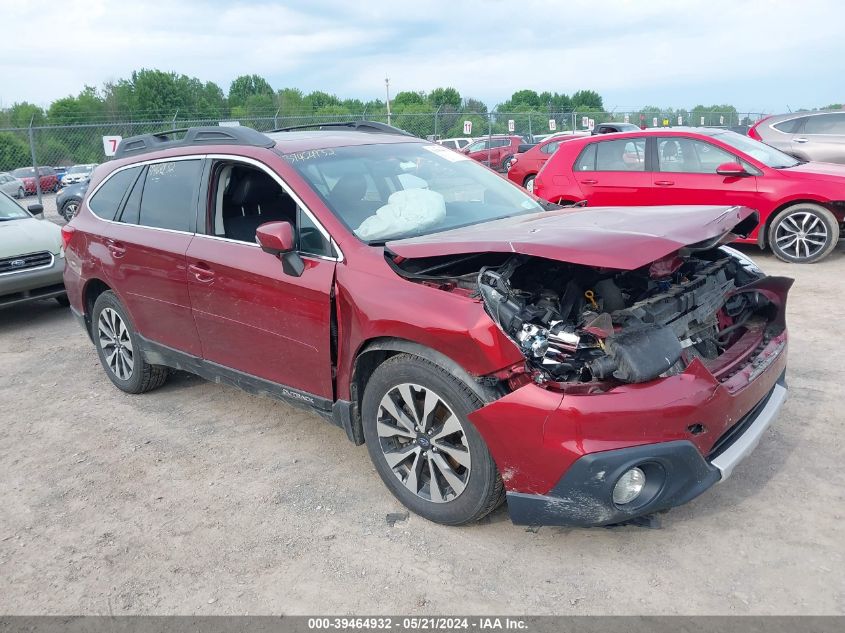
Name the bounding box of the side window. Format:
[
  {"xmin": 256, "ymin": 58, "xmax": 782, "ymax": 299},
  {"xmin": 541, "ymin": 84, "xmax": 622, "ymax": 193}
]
[
  {"xmin": 773, "ymin": 117, "xmax": 805, "ymax": 134},
  {"xmin": 298, "ymin": 206, "xmax": 335, "ymax": 258},
  {"xmin": 658, "ymin": 138, "xmax": 735, "ymax": 174},
  {"xmin": 492, "ymin": 139, "xmax": 509, "ymax": 148},
  {"xmin": 804, "ymin": 113, "xmax": 845, "ymax": 135},
  {"xmin": 138, "ymin": 160, "xmax": 202, "ymax": 232},
  {"xmin": 465, "ymin": 140, "xmax": 487, "ymax": 153},
  {"xmin": 573, "ymin": 143, "xmax": 597, "ymax": 170},
  {"xmin": 541, "ymin": 141, "xmax": 562, "ymax": 154},
  {"xmin": 595, "ymin": 138, "xmax": 646, "ymax": 171},
  {"xmin": 88, "ymin": 166, "xmax": 142, "ymax": 220},
  {"xmin": 118, "ymin": 167, "xmax": 146, "ymax": 225}
]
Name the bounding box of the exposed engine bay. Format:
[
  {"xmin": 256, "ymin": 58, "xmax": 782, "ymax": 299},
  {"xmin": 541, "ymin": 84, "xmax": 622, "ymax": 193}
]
[{"xmin": 391, "ymin": 247, "xmax": 780, "ymax": 386}]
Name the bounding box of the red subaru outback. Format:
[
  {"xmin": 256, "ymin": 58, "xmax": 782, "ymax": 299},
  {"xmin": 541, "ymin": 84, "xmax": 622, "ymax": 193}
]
[{"xmin": 62, "ymin": 123, "xmax": 791, "ymax": 527}]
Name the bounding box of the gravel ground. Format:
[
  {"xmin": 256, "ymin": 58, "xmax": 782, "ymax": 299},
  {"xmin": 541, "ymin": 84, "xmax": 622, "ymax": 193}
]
[{"xmin": 1, "ymin": 202, "xmax": 843, "ymax": 614}]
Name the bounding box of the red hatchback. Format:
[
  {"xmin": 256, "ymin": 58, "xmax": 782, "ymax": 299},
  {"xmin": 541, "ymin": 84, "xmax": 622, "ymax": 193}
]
[
  {"xmin": 461, "ymin": 135, "xmax": 525, "ymax": 171},
  {"xmin": 63, "ymin": 124, "xmax": 790, "ymax": 527},
  {"xmin": 12, "ymin": 166, "xmax": 59, "ymax": 195},
  {"xmin": 533, "ymin": 128, "xmax": 845, "ymax": 263},
  {"xmin": 507, "ymin": 134, "xmax": 588, "ymax": 192}
]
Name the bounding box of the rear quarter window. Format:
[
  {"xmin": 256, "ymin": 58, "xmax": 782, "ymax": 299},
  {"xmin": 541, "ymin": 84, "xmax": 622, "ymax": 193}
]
[
  {"xmin": 87, "ymin": 166, "xmax": 142, "ymax": 220},
  {"xmin": 772, "ymin": 117, "xmax": 805, "ymax": 134},
  {"xmin": 573, "ymin": 143, "xmax": 597, "ymax": 171}
]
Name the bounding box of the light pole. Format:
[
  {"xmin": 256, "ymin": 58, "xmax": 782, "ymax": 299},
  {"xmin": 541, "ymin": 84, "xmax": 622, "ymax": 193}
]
[{"xmin": 385, "ymin": 77, "xmax": 391, "ymax": 126}]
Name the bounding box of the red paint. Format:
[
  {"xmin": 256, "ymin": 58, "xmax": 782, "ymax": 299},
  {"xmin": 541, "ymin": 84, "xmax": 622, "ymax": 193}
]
[
  {"xmin": 506, "ymin": 135, "xmax": 588, "ymax": 188},
  {"xmin": 462, "ymin": 135, "xmax": 525, "ymax": 171},
  {"xmin": 533, "ymin": 128, "xmax": 845, "ymax": 246}
]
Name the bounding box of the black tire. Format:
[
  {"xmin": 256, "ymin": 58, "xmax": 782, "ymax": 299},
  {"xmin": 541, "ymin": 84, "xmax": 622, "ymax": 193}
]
[
  {"xmin": 362, "ymin": 353, "xmax": 504, "ymax": 525},
  {"xmin": 55, "ymin": 295, "xmax": 70, "ymax": 307},
  {"xmin": 767, "ymin": 203, "xmax": 839, "ymax": 263},
  {"xmin": 501, "ymin": 155, "xmax": 514, "ymax": 171},
  {"xmin": 61, "ymin": 199, "xmax": 79, "ymax": 221},
  {"xmin": 523, "ymin": 175, "xmax": 536, "ymax": 193},
  {"xmin": 16, "ymin": 187, "xmax": 24, "ymax": 199},
  {"xmin": 91, "ymin": 291, "xmax": 168, "ymax": 394}
]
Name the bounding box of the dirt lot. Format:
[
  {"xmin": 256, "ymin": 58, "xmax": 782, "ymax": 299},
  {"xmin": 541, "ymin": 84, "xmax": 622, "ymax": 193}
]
[{"xmin": 1, "ymin": 201, "xmax": 843, "ymax": 614}]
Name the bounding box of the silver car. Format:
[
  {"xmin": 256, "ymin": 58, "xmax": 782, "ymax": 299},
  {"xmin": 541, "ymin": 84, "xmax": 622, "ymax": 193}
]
[
  {"xmin": 61, "ymin": 163, "xmax": 98, "ymax": 185},
  {"xmin": 0, "ymin": 172, "xmax": 25, "ymax": 199},
  {"xmin": 0, "ymin": 192, "xmax": 67, "ymax": 309},
  {"xmin": 751, "ymin": 111, "xmax": 845, "ymax": 163}
]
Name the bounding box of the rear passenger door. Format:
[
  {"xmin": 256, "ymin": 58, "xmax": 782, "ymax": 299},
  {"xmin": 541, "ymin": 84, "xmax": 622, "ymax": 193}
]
[
  {"xmin": 572, "ymin": 137, "xmax": 650, "ymax": 206},
  {"xmin": 95, "ymin": 158, "xmax": 204, "ymax": 356}
]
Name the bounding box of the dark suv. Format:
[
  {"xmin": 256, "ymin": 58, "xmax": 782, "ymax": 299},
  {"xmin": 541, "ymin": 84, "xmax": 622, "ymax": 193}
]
[{"xmin": 63, "ymin": 124, "xmax": 790, "ymax": 527}]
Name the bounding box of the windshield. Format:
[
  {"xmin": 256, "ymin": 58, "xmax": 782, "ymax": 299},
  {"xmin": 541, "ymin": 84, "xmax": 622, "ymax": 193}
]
[
  {"xmin": 12, "ymin": 167, "xmax": 35, "ymax": 177},
  {"xmin": 285, "ymin": 142, "xmax": 544, "ymax": 242},
  {"xmin": 715, "ymin": 131, "xmax": 800, "ymax": 168},
  {"xmin": 67, "ymin": 164, "xmax": 93, "ymax": 174},
  {"xmin": 0, "ymin": 194, "xmax": 30, "ymax": 220}
]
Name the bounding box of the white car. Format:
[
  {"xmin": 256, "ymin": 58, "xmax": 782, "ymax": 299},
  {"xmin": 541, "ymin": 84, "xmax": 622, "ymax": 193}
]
[
  {"xmin": 0, "ymin": 172, "xmax": 25, "ymax": 199},
  {"xmin": 437, "ymin": 137, "xmax": 473, "ymax": 150},
  {"xmin": 61, "ymin": 163, "xmax": 98, "ymax": 186}
]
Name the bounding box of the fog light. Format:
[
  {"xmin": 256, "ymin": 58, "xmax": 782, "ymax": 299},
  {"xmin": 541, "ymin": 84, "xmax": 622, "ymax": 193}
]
[{"xmin": 613, "ymin": 467, "xmax": 646, "ymax": 505}]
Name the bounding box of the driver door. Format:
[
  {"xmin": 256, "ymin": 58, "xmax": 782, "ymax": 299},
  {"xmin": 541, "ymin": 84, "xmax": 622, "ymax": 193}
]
[{"xmin": 185, "ymin": 159, "xmax": 338, "ymax": 399}]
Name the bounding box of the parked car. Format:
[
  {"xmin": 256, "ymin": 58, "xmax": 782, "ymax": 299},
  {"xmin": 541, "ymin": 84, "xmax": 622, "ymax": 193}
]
[
  {"xmin": 11, "ymin": 166, "xmax": 59, "ymax": 195},
  {"xmin": 0, "ymin": 172, "xmax": 26, "ymax": 199},
  {"xmin": 461, "ymin": 135, "xmax": 524, "ymax": 171},
  {"xmin": 534, "ymin": 127, "xmax": 845, "ymax": 263},
  {"xmin": 63, "ymin": 123, "xmax": 790, "ymax": 528},
  {"xmin": 749, "ymin": 110, "xmax": 845, "ymax": 164},
  {"xmin": 591, "ymin": 122, "xmax": 640, "ymax": 135},
  {"xmin": 437, "ymin": 137, "xmax": 472, "ymax": 150},
  {"xmin": 57, "ymin": 181, "xmax": 89, "ymax": 221},
  {"xmin": 61, "ymin": 163, "xmax": 98, "ymax": 186},
  {"xmin": 0, "ymin": 191, "xmax": 68, "ymax": 309},
  {"xmin": 507, "ymin": 135, "xmax": 587, "ymax": 192},
  {"xmin": 54, "ymin": 166, "xmax": 68, "ymax": 183}
]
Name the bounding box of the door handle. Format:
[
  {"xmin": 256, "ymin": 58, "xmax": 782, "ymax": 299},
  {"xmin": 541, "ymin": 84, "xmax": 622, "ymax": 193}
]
[
  {"xmin": 579, "ymin": 179, "xmax": 598, "ymax": 185},
  {"xmin": 655, "ymin": 180, "xmax": 675, "ymax": 186},
  {"xmin": 188, "ymin": 262, "xmax": 215, "ymax": 282},
  {"xmin": 105, "ymin": 239, "xmax": 126, "ymax": 258},
  {"xmin": 793, "ymin": 137, "xmax": 808, "ymax": 143}
]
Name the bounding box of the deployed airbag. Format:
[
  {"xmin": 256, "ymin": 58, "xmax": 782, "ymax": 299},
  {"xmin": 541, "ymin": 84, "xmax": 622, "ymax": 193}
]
[{"xmin": 356, "ymin": 189, "xmax": 446, "ymax": 240}]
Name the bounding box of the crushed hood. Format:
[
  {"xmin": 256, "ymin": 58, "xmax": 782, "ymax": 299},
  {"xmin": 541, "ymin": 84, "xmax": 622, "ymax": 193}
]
[{"xmin": 387, "ymin": 205, "xmax": 758, "ymax": 270}]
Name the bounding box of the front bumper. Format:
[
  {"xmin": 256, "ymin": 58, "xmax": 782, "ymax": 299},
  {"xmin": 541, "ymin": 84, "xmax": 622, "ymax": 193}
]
[
  {"xmin": 505, "ymin": 372, "xmax": 787, "ymax": 527},
  {"xmin": 0, "ymin": 254, "xmax": 66, "ymax": 308}
]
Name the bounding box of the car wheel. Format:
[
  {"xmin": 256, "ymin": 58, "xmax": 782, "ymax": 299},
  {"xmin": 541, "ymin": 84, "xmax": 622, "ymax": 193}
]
[
  {"xmin": 92, "ymin": 291, "xmax": 168, "ymax": 394},
  {"xmin": 16, "ymin": 187, "xmax": 24, "ymax": 199},
  {"xmin": 501, "ymin": 155, "xmax": 514, "ymax": 171},
  {"xmin": 61, "ymin": 199, "xmax": 79, "ymax": 221},
  {"xmin": 523, "ymin": 175, "xmax": 536, "ymax": 193},
  {"xmin": 768, "ymin": 203, "xmax": 839, "ymax": 263},
  {"xmin": 362, "ymin": 353, "xmax": 504, "ymax": 525}
]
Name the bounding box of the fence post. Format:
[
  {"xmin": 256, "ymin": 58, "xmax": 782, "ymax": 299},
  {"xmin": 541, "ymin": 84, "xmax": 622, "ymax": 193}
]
[
  {"xmin": 528, "ymin": 113, "xmax": 532, "ymax": 140},
  {"xmin": 274, "ymin": 107, "xmax": 280, "ymax": 129},
  {"xmin": 487, "ymin": 112, "xmax": 493, "ymax": 168},
  {"xmin": 172, "ymin": 109, "xmax": 179, "ymax": 129},
  {"xmin": 434, "ymin": 104, "xmax": 442, "ymax": 140},
  {"xmin": 28, "ymin": 116, "xmax": 43, "ymax": 207}
]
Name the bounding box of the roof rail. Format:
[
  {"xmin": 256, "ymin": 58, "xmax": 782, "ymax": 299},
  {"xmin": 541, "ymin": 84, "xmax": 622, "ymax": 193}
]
[
  {"xmin": 114, "ymin": 126, "xmax": 275, "ymax": 159},
  {"xmin": 269, "ymin": 120, "xmax": 415, "ymax": 137}
]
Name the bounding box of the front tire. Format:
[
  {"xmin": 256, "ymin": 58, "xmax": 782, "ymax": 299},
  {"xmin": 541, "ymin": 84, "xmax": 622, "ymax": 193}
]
[
  {"xmin": 16, "ymin": 187, "xmax": 24, "ymax": 199},
  {"xmin": 362, "ymin": 354, "xmax": 504, "ymax": 525},
  {"xmin": 91, "ymin": 291, "xmax": 168, "ymax": 394},
  {"xmin": 768, "ymin": 203, "xmax": 839, "ymax": 263}
]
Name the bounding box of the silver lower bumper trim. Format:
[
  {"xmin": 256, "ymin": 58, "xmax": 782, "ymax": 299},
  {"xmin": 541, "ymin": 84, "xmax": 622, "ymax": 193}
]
[{"xmin": 711, "ymin": 382, "xmax": 787, "ymax": 481}]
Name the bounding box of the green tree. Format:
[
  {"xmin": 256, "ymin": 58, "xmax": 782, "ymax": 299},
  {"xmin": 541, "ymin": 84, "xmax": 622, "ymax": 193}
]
[
  {"xmin": 304, "ymin": 91, "xmax": 341, "ymax": 110},
  {"xmin": 0, "ymin": 132, "xmax": 30, "ymax": 171},
  {"xmin": 393, "ymin": 91, "xmax": 426, "ymax": 107},
  {"xmin": 277, "ymin": 88, "xmax": 305, "ymax": 114},
  {"xmin": 571, "ymin": 89, "xmax": 603, "ymax": 112},
  {"xmin": 228, "ymin": 74, "xmax": 274, "ymax": 109},
  {"xmin": 427, "ymin": 87, "xmax": 462, "ymax": 110}
]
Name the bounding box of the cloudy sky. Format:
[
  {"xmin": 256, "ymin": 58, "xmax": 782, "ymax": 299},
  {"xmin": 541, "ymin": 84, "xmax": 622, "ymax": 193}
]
[{"xmin": 1, "ymin": 0, "xmax": 843, "ymax": 111}]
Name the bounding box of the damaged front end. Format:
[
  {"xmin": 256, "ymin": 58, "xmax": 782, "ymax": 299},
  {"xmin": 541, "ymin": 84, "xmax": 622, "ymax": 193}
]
[{"xmin": 392, "ymin": 244, "xmax": 787, "ymax": 392}]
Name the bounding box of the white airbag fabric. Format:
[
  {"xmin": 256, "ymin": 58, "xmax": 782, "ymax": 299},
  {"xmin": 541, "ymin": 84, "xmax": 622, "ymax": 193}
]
[{"xmin": 355, "ymin": 188, "xmax": 446, "ymax": 240}]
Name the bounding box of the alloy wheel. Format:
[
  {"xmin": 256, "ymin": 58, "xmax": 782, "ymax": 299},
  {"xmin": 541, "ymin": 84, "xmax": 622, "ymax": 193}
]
[
  {"xmin": 63, "ymin": 201, "xmax": 79, "ymax": 220},
  {"xmin": 98, "ymin": 308, "xmax": 134, "ymax": 380},
  {"xmin": 376, "ymin": 382, "xmax": 471, "ymax": 503},
  {"xmin": 525, "ymin": 176, "xmax": 535, "ymax": 193},
  {"xmin": 774, "ymin": 211, "xmax": 829, "ymax": 260}
]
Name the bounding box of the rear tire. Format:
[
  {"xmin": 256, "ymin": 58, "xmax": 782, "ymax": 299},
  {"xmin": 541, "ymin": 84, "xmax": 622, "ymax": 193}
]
[
  {"xmin": 91, "ymin": 291, "xmax": 168, "ymax": 394},
  {"xmin": 523, "ymin": 175, "xmax": 536, "ymax": 193},
  {"xmin": 767, "ymin": 203, "xmax": 839, "ymax": 263},
  {"xmin": 362, "ymin": 353, "xmax": 504, "ymax": 525}
]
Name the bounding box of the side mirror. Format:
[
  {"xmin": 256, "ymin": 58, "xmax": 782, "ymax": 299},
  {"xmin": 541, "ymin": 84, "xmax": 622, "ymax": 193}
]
[
  {"xmin": 27, "ymin": 203, "xmax": 44, "ymax": 216},
  {"xmin": 715, "ymin": 162, "xmax": 750, "ymax": 177},
  {"xmin": 255, "ymin": 221, "xmax": 304, "ymax": 277}
]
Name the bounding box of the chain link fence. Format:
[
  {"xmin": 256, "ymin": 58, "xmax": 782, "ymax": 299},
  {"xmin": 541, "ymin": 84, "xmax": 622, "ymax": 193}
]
[{"xmin": 0, "ymin": 109, "xmax": 768, "ymax": 206}]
